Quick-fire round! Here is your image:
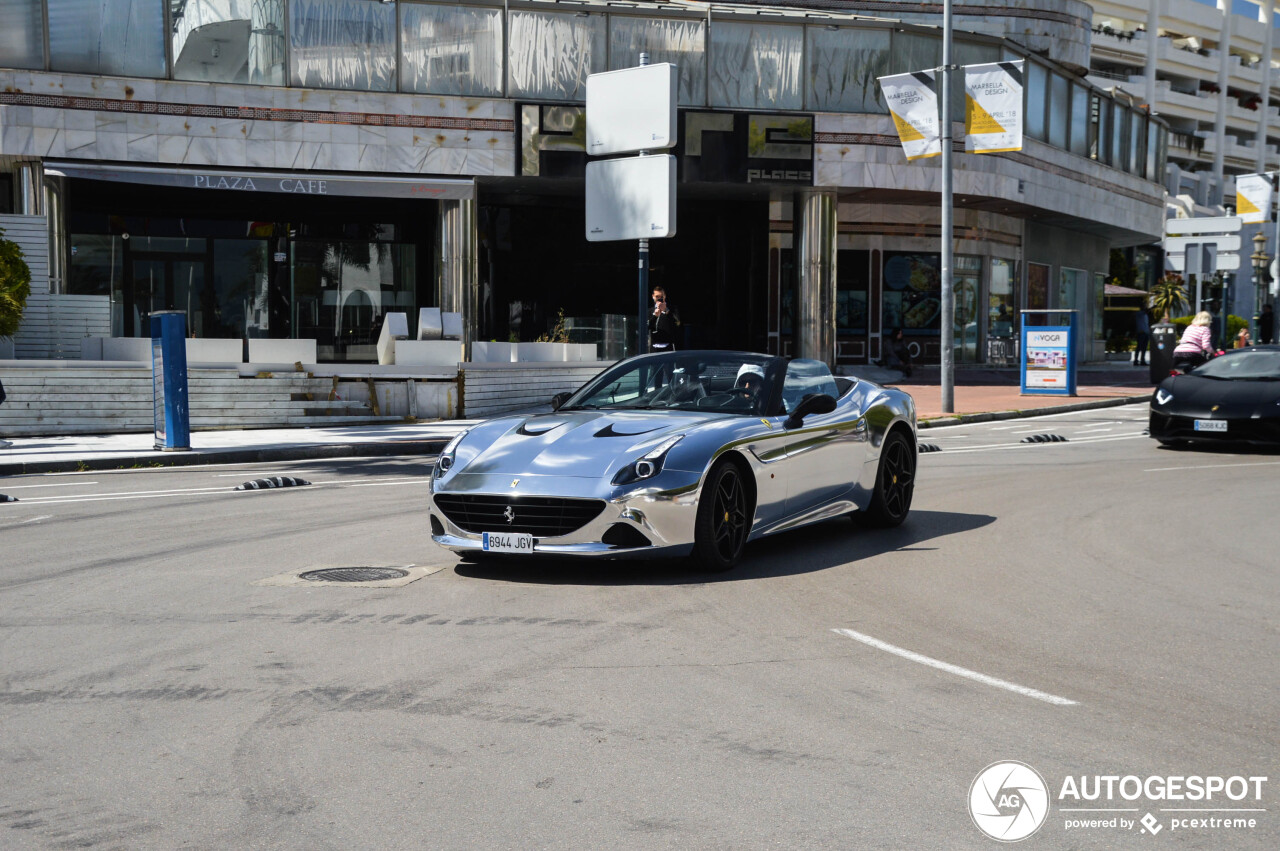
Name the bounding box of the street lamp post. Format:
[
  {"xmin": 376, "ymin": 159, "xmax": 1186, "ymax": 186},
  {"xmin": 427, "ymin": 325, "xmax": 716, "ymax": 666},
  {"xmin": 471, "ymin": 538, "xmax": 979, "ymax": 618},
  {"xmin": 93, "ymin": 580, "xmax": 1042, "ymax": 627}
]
[{"xmin": 1251, "ymin": 230, "xmax": 1270, "ymax": 342}]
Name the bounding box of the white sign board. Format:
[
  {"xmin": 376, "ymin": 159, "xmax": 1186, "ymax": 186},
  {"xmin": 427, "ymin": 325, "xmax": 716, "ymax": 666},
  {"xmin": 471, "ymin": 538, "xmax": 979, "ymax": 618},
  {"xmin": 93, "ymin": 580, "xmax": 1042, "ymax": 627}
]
[
  {"xmin": 1164, "ymin": 217, "xmax": 1243, "ymax": 272},
  {"xmin": 586, "ymin": 64, "xmax": 677, "ymax": 157},
  {"xmin": 1164, "ymin": 216, "xmax": 1242, "ymax": 236},
  {"xmin": 585, "ymin": 155, "xmax": 677, "ymax": 242}
]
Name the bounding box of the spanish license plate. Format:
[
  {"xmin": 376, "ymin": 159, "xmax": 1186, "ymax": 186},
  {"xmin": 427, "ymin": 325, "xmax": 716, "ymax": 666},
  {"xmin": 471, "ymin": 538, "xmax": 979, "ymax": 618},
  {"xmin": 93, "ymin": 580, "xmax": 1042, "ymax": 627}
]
[
  {"xmin": 482, "ymin": 531, "xmax": 534, "ymax": 553},
  {"xmin": 1194, "ymin": 419, "xmax": 1227, "ymax": 432}
]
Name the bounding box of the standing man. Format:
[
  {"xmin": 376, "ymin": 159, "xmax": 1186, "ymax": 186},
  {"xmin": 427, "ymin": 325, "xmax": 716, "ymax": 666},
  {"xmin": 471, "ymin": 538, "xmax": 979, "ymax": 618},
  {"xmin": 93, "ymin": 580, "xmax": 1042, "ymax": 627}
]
[
  {"xmin": 1132, "ymin": 306, "xmax": 1150, "ymax": 366},
  {"xmin": 648, "ymin": 285, "xmax": 681, "ymax": 352},
  {"xmin": 1260, "ymin": 303, "xmax": 1275, "ymax": 344}
]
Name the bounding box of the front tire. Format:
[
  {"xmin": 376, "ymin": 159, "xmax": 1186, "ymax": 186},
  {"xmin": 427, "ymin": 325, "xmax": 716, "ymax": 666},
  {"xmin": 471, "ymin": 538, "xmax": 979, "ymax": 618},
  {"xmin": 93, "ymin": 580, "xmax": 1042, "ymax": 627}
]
[
  {"xmin": 693, "ymin": 461, "xmax": 751, "ymax": 571},
  {"xmin": 861, "ymin": 430, "xmax": 915, "ymax": 527}
]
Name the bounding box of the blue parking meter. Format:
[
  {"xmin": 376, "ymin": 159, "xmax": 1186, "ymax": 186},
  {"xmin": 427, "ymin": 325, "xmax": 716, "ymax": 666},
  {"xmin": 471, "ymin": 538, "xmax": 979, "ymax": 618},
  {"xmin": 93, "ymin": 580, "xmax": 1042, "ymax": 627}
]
[{"xmin": 151, "ymin": 311, "xmax": 191, "ymax": 450}]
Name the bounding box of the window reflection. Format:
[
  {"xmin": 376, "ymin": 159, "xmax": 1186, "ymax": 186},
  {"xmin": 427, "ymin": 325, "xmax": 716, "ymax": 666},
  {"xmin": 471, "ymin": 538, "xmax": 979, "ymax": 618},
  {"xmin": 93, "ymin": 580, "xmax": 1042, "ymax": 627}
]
[
  {"xmin": 609, "ymin": 16, "xmax": 706, "ymax": 106},
  {"xmin": 0, "ymin": 0, "xmax": 45, "ymax": 69},
  {"xmin": 289, "ymin": 0, "xmax": 395, "ymax": 92},
  {"xmin": 709, "ymin": 21, "xmax": 802, "ymax": 110},
  {"xmin": 401, "ymin": 2, "xmax": 502, "ymax": 96},
  {"xmin": 48, "ymin": 0, "xmax": 166, "ymax": 77},
  {"xmin": 806, "ymin": 26, "xmax": 888, "ymax": 113},
  {"xmin": 172, "ymin": 0, "xmax": 286, "ymax": 85},
  {"xmin": 507, "ymin": 10, "xmax": 605, "ymax": 100}
]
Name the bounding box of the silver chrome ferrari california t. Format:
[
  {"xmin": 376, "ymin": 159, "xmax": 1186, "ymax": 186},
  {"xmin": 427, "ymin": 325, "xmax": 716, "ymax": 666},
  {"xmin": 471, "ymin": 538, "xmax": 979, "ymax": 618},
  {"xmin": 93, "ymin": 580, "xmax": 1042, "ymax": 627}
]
[{"xmin": 427, "ymin": 350, "xmax": 917, "ymax": 570}]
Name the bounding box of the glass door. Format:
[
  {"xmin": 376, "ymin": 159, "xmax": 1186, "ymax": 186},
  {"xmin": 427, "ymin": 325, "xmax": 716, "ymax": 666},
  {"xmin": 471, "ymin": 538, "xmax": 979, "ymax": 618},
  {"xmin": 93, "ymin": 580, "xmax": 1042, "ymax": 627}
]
[{"xmin": 128, "ymin": 256, "xmax": 207, "ymax": 336}]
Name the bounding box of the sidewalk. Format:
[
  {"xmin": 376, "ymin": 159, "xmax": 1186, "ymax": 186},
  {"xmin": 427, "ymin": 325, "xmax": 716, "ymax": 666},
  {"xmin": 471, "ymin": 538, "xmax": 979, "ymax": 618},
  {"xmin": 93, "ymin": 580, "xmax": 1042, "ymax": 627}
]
[{"xmin": 0, "ymin": 363, "xmax": 1155, "ymax": 477}]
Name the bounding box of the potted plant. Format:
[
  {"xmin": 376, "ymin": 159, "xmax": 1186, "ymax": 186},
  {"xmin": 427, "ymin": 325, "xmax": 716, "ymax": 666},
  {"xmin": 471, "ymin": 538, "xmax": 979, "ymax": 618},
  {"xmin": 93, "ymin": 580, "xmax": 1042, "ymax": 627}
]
[
  {"xmin": 1148, "ymin": 272, "xmax": 1189, "ymax": 323},
  {"xmin": 0, "ymin": 227, "xmax": 32, "ymax": 359}
]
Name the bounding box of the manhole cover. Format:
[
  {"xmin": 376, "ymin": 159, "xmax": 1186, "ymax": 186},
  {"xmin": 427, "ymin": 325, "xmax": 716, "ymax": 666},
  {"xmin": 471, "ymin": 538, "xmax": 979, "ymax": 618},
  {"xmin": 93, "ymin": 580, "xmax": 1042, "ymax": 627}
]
[{"xmin": 299, "ymin": 567, "xmax": 410, "ymax": 583}]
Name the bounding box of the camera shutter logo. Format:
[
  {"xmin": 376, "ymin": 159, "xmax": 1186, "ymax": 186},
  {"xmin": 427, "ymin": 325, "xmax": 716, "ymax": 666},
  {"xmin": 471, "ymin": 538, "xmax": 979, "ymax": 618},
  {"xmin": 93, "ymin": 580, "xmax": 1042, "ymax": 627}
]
[{"xmin": 969, "ymin": 761, "xmax": 1050, "ymax": 842}]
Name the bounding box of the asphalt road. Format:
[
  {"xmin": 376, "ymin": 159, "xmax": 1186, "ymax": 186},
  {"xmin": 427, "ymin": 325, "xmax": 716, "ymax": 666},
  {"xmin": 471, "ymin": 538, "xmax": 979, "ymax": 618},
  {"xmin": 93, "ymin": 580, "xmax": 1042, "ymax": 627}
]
[{"xmin": 1, "ymin": 403, "xmax": 1276, "ymax": 849}]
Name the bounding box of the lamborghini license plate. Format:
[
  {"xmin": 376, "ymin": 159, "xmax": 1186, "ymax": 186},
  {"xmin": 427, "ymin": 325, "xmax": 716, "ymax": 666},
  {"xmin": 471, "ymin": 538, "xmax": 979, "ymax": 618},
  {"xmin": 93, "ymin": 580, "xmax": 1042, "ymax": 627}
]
[
  {"xmin": 1194, "ymin": 419, "xmax": 1227, "ymax": 432},
  {"xmin": 482, "ymin": 531, "xmax": 534, "ymax": 553}
]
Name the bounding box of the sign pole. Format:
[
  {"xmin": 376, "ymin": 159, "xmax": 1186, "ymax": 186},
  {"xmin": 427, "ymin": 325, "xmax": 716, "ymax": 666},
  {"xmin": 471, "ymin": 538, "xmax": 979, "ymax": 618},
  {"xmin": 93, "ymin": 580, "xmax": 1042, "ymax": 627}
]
[
  {"xmin": 637, "ymin": 51, "xmax": 651, "ymax": 357},
  {"xmin": 940, "ymin": 0, "xmax": 955, "ymax": 413}
]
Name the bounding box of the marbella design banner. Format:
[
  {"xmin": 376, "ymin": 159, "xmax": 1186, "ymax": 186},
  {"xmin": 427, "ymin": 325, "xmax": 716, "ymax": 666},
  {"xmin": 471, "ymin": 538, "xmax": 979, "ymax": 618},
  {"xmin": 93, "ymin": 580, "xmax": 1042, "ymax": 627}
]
[
  {"xmin": 878, "ymin": 71, "xmax": 941, "ymax": 160},
  {"xmin": 964, "ymin": 60, "xmax": 1024, "ymax": 154},
  {"xmin": 1235, "ymin": 173, "xmax": 1272, "ymax": 224}
]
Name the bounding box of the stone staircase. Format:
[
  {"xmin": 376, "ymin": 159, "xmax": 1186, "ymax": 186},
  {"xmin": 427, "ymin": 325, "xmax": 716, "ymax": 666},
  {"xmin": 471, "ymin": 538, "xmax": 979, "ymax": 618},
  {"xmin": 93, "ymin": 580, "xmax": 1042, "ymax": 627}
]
[{"xmin": 0, "ymin": 365, "xmax": 403, "ymax": 436}]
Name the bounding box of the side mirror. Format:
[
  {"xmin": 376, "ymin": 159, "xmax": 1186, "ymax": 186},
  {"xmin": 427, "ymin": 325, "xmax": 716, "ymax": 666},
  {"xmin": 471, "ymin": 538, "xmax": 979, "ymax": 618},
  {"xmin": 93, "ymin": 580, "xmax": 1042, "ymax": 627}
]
[
  {"xmin": 551, "ymin": 392, "xmax": 571, "ymax": 411},
  {"xmin": 784, "ymin": 393, "xmax": 836, "ymax": 430}
]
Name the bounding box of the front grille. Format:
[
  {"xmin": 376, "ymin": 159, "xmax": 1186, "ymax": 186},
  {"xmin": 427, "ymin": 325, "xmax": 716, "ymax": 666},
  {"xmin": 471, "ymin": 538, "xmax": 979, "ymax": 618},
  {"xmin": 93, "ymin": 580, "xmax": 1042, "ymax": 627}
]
[{"xmin": 434, "ymin": 494, "xmax": 606, "ymax": 536}]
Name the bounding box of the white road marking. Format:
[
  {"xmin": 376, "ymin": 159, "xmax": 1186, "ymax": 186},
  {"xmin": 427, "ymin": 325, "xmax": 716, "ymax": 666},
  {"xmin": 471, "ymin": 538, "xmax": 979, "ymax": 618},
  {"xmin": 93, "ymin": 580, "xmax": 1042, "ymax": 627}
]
[
  {"xmin": 0, "ymin": 515, "xmax": 54, "ymax": 526},
  {"xmin": 832, "ymin": 628, "xmax": 1078, "ymax": 706},
  {"xmin": 0, "ymin": 481, "xmax": 98, "ymax": 489},
  {"xmin": 1145, "ymin": 460, "xmax": 1280, "ymax": 473}
]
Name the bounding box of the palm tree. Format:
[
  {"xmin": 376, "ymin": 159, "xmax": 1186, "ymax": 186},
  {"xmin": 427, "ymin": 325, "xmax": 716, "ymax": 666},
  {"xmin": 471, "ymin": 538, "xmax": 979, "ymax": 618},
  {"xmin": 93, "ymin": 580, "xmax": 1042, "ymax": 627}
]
[
  {"xmin": 0, "ymin": 227, "xmax": 33, "ymax": 340},
  {"xmin": 1148, "ymin": 272, "xmax": 1189, "ymax": 322}
]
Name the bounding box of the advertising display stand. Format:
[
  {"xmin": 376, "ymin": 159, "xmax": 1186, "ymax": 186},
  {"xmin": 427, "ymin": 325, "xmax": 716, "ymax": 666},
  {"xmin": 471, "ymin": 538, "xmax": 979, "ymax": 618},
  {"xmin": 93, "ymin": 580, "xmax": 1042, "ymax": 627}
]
[
  {"xmin": 151, "ymin": 311, "xmax": 191, "ymax": 451},
  {"xmin": 1020, "ymin": 310, "xmax": 1078, "ymax": 396}
]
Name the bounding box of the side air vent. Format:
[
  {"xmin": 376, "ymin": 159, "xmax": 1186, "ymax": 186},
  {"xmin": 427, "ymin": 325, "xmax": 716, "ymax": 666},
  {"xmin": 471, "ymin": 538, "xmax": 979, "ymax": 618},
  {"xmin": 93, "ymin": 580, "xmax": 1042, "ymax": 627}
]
[{"xmin": 601, "ymin": 523, "xmax": 652, "ymax": 549}]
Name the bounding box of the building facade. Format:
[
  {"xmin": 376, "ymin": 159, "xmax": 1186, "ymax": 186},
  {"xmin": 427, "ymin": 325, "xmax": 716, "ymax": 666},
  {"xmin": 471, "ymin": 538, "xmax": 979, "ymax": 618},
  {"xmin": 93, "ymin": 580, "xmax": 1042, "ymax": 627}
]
[{"xmin": 1, "ymin": 0, "xmax": 1168, "ymax": 369}]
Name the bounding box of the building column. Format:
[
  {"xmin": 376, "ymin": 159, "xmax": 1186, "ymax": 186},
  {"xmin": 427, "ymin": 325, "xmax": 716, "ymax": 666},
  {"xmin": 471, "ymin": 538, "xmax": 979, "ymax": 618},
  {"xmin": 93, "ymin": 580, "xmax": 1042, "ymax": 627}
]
[
  {"xmin": 44, "ymin": 173, "xmax": 67, "ymax": 294},
  {"xmin": 1212, "ymin": 1, "xmax": 1233, "ymax": 206},
  {"xmin": 13, "ymin": 161, "xmax": 43, "ymax": 215},
  {"xmin": 793, "ymin": 190, "xmax": 837, "ymax": 367},
  {"xmin": 1143, "ymin": 1, "xmax": 1161, "ymax": 113},
  {"xmin": 1257, "ymin": 1, "xmax": 1275, "ymax": 173},
  {"xmin": 436, "ymin": 198, "xmax": 479, "ymax": 361}
]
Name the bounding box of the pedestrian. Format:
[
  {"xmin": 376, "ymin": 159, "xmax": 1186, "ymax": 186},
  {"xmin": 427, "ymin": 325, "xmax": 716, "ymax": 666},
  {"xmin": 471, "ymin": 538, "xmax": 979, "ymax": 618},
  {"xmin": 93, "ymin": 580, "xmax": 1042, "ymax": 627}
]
[
  {"xmin": 1236, "ymin": 327, "xmax": 1253, "ymax": 348},
  {"xmin": 648, "ymin": 285, "xmax": 681, "ymax": 352},
  {"xmin": 881, "ymin": 328, "xmax": 913, "ymax": 377},
  {"xmin": 0, "ymin": 376, "xmax": 8, "ymax": 448},
  {"xmin": 1260, "ymin": 303, "xmax": 1275, "ymax": 344},
  {"xmin": 1132, "ymin": 307, "xmax": 1150, "ymax": 366},
  {"xmin": 1172, "ymin": 310, "xmax": 1216, "ymax": 371}
]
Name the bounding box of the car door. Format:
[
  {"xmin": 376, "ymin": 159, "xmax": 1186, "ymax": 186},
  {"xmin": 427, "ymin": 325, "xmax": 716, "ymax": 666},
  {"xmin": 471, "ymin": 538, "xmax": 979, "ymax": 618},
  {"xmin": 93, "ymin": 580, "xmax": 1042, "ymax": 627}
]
[{"xmin": 779, "ymin": 359, "xmax": 867, "ymax": 517}]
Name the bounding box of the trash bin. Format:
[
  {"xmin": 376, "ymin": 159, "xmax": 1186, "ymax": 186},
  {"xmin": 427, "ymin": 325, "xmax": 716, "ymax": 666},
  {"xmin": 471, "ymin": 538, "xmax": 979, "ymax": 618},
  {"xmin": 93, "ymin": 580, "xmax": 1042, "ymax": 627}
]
[{"xmin": 1149, "ymin": 322, "xmax": 1178, "ymax": 384}]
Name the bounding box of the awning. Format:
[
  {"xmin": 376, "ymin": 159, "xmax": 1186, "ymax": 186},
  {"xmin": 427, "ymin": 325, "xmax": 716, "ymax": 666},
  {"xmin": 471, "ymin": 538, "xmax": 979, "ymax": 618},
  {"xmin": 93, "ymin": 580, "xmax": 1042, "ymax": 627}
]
[
  {"xmin": 1104, "ymin": 283, "xmax": 1147, "ymax": 296},
  {"xmin": 44, "ymin": 161, "xmax": 475, "ymax": 201}
]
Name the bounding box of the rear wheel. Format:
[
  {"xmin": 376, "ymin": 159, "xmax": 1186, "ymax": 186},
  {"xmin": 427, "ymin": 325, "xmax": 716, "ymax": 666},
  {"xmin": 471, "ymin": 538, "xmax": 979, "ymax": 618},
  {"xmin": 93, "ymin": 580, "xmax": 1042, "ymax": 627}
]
[
  {"xmin": 860, "ymin": 430, "xmax": 915, "ymax": 528},
  {"xmin": 693, "ymin": 461, "xmax": 751, "ymax": 571}
]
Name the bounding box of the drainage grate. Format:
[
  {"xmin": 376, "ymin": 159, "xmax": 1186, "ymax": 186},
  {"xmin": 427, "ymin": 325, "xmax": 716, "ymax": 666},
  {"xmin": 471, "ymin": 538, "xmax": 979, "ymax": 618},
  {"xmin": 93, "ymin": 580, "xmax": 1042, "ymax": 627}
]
[{"xmin": 299, "ymin": 567, "xmax": 409, "ymax": 583}]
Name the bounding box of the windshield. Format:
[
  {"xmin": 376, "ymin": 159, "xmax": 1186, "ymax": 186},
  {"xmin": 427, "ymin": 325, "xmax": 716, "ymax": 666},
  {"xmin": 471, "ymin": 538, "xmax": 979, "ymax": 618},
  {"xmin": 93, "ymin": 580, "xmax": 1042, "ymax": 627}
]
[
  {"xmin": 1191, "ymin": 349, "xmax": 1280, "ymax": 380},
  {"xmin": 562, "ymin": 352, "xmax": 780, "ymax": 414}
]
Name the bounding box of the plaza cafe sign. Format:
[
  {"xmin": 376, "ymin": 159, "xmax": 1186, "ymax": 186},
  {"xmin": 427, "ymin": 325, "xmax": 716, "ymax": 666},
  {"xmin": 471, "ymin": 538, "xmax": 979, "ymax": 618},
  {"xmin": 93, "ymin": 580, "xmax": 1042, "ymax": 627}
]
[{"xmin": 43, "ymin": 162, "xmax": 475, "ymax": 200}]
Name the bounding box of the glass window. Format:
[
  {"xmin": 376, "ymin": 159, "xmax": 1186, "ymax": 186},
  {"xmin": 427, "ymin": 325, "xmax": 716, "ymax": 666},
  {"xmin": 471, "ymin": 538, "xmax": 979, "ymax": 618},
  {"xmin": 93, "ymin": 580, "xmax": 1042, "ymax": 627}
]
[
  {"xmin": 289, "ymin": 0, "xmax": 396, "ymax": 92},
  {"xmin": 1069, "ymin": 84, "xmax": 1089, "ymax": 156},
  {"xmin": 989, "ymin": 258, "xmax": 1015, "ymax": 337},
  {"xmin": 1059, "ymin": 267, "xmax": 1084, "ymax": 311},
  {"xmin": 172, "ymin": 0, "xmax": 285, "ymax": 84},
  {"xmin": 955, "ymin": 255, "xmax": 981, "ymax": 362},
  {"xmin": 1111, "ymin": 102, "xmax": 1127, "ymax": 169},
  {"xmin": 401, "ymin": 2, "xmax": 502, "ymax": 97},
  {"xmin": 882, "ymin": 252, "xmax": 941, "ymax": 337},
  {"xmin": 806, "ymin": 26, "xmax": 889, "ymax": 114},
  {"xmin": 1027, "ymin": 262, "xmax": 1050, "ymax": 311},
  {"xmin": 836, "ymin": 249, "xmax": 869, "ymax": 335},
  {"xmin": 48, "ymin": 0, "xmax": 166, "ymax": 77},
  {"xmin": 212, "ymin": 240, "xmax": 270, "ymax": 339},
  {"xmin": 952, "ymin": 40, "xmax": 1000, "ymax": 130},
  {"xmin": 1093, "ymin": 271, "xmax": 1106, "ymax": 341},
  {"xmin": 610, "ymin": 15, "xmax": 706, "ymax": 107},
  {"xmin": 888, "ymin": 31, "xmax": 940, "ymax": 76},
  {"xmin": 1131, "ymin": 113, "xmax": 1147, "ymax": 176},
  {"xmin": 781, "ymin": 358, "xmax": 838, "ymax": 413},
  {"xmin": 0, "ymin": 0, "xmax": 44, "ymax": 69},
  {"xmin": 1026, "ymin": 62, "xmax": 1047, "ymax": 142},
  {"xmin": 507, "ymin": 9, "xmax": 605, "ymax": 100},
  {"xmin": 709, "ymin": 21, "xmax": 803, "ymax": 110},
  {"xmin": 1047, "ymin": 72, "xmax": 1069, "ymax": 149},
  {"xmin": 1093, "ymin": 93, "xmax": 1108, "ymax": 163}
]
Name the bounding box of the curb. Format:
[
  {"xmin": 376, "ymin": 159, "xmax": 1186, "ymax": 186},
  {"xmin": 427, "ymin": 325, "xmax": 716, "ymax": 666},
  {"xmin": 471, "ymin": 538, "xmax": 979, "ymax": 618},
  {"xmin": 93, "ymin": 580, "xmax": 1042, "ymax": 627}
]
[
  {"xmin": 918, "ymin": 393, "xmax": 1151, "ymax": 429},
  {"xmin": 0, "ymin": 439, "xmax": 450, "ymax": 477}
]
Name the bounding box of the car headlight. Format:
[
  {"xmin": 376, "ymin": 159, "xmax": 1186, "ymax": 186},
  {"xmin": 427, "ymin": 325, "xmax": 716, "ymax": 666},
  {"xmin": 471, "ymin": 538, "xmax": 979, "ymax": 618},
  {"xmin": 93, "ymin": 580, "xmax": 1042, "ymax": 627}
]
[
  {"xmin": 1155, "ymin": 389, "xmax": 1173, "ymax": 406},
  {"xmin": 612, "ymin": 434, "xmax": 685, "ymax": 485},
  {"xmin": 434, "ymin": 430, "xmax": 467, "ymax": 476}
]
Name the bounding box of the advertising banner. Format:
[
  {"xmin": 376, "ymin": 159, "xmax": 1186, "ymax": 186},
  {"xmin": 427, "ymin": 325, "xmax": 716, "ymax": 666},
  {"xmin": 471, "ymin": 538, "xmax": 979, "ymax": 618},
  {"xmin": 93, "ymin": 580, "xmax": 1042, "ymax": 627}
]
[
  {"xmin": 1020, "ymin": 319, "xmax": 1078, "ymax": 397},
  {"xmin": 878, "ymin": 71, "xmax": 941, "ymax": 161},
  {"xmin": 1235, "ymin": 173, "xmax": 1272, "ymax": 224},
  {"xmin": 964, "ymin": 61, "xmax": 1024, "ymax": 154}
]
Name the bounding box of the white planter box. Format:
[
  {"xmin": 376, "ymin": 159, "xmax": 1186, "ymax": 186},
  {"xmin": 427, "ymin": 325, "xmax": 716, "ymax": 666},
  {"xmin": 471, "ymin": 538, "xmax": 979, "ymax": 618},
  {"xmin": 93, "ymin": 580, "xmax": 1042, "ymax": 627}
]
[
  {"xmin": 566, "ymin": 343, "xmax": 598, "ymax": 362},
  {"xmin": 101, "ymin": 337, "xmax": 152, "ymax": 362},
  {"xmin": 80, "ymin": 337, "xmax": 104, "ymax": 360},
  {"xmin": 248, "ymin": 338, "xmax": 317, "ymax": 364},
  {"xmin": 516, "ymin": 342, "xmax": 568, "ymax": 362},
  {"xmin": 391, "ymin": 340, "xmax": 463, "ymax": 367},
  {"xmin": 471, "ymin": 341, "xmax": 517, "ymax": 363},
  {"xmin": 186, "ymin": 338, "xmax": 243, "ymax": 364},
  {"xmin": 0, "ymin": 337, "xmax": 13, "ymax": 359}
]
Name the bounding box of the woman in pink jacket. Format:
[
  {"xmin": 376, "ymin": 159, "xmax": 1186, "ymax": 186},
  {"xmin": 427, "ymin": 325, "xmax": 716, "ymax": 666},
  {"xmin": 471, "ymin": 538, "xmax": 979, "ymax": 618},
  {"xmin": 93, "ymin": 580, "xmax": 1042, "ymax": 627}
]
[{"xmin": 1172, "ymin": 311, "xmax": 1216, "ymax": 371}]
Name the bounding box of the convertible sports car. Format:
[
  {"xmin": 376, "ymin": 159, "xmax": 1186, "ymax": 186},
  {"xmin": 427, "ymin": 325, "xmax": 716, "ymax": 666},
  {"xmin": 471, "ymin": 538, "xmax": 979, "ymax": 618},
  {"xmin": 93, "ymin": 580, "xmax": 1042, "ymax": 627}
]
[
  {"xmin": 428, "ymin": 350, "xmax": 917, "ymax": 570},
  {"xmin": 1149, "ymin": 345, "xmax": 1280, "ymax": 447}
]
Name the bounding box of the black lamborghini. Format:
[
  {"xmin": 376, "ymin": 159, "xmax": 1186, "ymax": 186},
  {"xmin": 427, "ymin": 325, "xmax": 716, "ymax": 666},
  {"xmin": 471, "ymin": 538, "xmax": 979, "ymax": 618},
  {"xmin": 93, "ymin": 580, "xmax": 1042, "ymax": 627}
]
[{"xmin": 1149, "ymin": 346, "xmax": 1280, "ymax": 447}]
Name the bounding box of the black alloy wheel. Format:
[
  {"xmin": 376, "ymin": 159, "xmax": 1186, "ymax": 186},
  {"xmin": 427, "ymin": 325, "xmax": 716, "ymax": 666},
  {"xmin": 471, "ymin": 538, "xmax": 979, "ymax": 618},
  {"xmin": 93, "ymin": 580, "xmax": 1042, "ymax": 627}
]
[
  {"xmin": 694, "ymin": 461, "xmax": 750, "ymax": 571},
  {"xmin": 860, "ymin": 430, "xmax": 915, "ymax": 528}
]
